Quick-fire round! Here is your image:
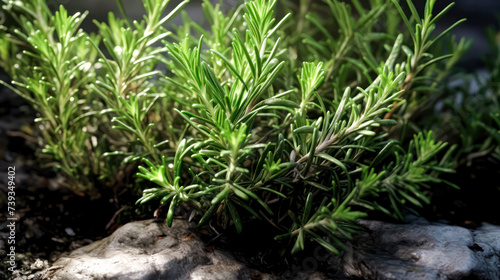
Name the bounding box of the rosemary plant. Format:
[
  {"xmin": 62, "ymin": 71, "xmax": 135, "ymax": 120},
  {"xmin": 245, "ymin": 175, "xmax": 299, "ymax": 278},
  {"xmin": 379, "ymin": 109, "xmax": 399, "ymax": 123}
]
[
  {"xmin": 430, "ymin": 27, "xmax": 500, "ymax": 166},
  {"xmin": 136, "ymin": 0, "xmax": 462, "ymax": 254},
  {"xmin": 0, "ymin": 0, "xmax": 188, "ymax": 195},
  {"xmin": 1, "ymin": 0, "xmax": 100, "ymax": 194},
  {"xmin": 0, "ymin": 0, "xmax": 467, "ymax": 254}
]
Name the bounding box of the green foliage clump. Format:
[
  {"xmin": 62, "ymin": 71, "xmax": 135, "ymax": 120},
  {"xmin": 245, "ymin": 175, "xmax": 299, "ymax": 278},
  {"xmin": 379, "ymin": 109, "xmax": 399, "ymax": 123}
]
[
  {"xmin": 425, "ymin": 26, "xmax": 500, "ymax": 183},
  {"xmin": 0, "ymin": 0, "xmax": 469, "ymax": 254}
]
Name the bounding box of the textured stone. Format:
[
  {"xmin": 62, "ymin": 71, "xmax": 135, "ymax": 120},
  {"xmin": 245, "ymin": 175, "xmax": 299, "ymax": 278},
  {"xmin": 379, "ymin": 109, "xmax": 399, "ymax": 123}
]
[
  {"xmin": 39, "ymin": 219, "xmax": 326, "ymax": 280},
  {"xmin": 39, "ymin": 219, "xmax": 269, "ymax": 280},
  {"xmin": 340, "ymin": 218, "xmax": 500, "ymax": 280},
  {"xmin": 32, "ymin": 217, "xmax": 500, "ymax": 280}
]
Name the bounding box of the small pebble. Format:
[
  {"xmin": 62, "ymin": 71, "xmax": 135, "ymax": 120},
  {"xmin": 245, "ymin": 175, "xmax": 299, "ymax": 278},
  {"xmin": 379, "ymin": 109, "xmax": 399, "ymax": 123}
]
[
  {"xmin": 30, "ymin": 258, "xmax": 46, "ymax": 270},
  {"xmin": 65, "ymin": 227, "xmax": 75, "ymax": 236}
]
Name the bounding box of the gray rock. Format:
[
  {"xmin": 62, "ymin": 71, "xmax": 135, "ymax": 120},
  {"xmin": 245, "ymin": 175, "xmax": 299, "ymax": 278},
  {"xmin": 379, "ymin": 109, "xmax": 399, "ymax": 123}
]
[
  {"xmin": 31, "ymin": 217, "xmax": 500, "ymax": 280},
  {"xmin": 39, "ymin": 219, "xmax": 326, "ymax": 280},
  {"xmin": 475, "ymin": 223, "xmax": 500, "ymax": 252},
  {"xmin": 40, "ymin": 219, "xmax": 266, "ymax": 280},
  {"xmin": 340, "ymin": 217, "xmax": 500, "ymax": 280}
]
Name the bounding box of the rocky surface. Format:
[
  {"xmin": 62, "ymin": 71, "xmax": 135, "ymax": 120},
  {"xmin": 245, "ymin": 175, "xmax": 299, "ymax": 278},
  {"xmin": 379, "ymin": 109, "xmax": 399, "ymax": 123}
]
[
  {"xmin": 39, "ymin": 219, "xmax": 274, "ymax": 280},
  {"xmin": 15, "ymin": 217, "xmax": 500, "ymax": 280},
  {"xmin": 26, "ymin": 219, "xmax": 326, "ymax": 280},
  {"xmin": 341, "ymin": 217, "xmax": 500, "ymax": 280}
]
